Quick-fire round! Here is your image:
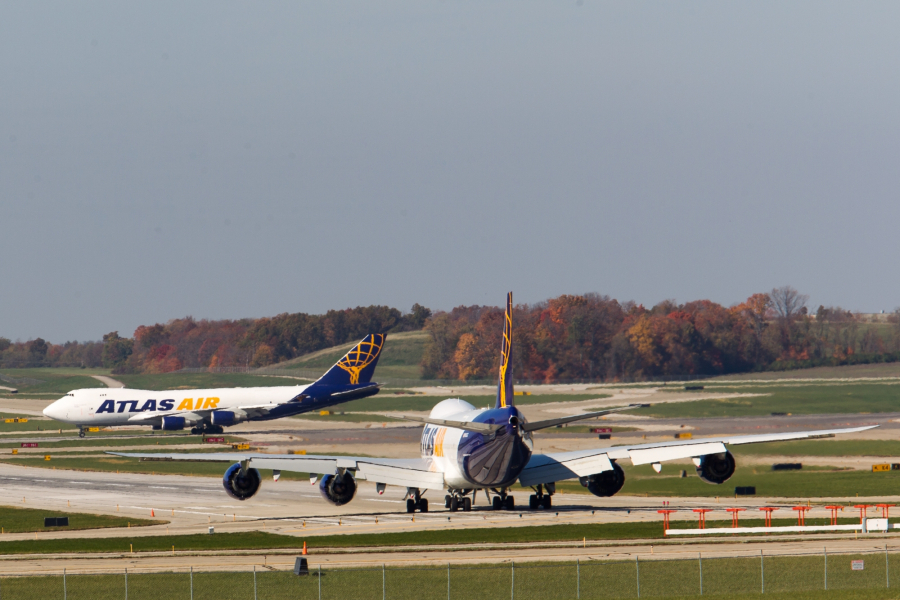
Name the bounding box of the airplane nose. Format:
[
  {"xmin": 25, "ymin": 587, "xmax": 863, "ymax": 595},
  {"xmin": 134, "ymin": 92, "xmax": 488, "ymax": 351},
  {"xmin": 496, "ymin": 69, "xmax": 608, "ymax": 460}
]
[{"xmin": 43, "ymin": 400, "xmax": 64, "ymax": 420}]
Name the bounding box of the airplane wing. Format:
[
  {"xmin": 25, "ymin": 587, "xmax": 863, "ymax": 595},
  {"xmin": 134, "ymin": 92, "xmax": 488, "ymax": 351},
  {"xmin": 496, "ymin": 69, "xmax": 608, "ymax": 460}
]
[
  {"xmin": 108, "ymin": 452, "xmax": 445, "ymax": 489},
  {"xmin": 517, "ymin": 425, "xmax": 877, "ymax": 487}
]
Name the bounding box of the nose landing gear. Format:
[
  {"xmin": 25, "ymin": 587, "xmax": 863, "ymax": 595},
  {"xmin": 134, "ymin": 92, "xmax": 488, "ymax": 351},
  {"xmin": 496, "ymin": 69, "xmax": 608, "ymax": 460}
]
[{"xmin": 78, "ymin": 428, "xmax": 86, "ymax": 438}]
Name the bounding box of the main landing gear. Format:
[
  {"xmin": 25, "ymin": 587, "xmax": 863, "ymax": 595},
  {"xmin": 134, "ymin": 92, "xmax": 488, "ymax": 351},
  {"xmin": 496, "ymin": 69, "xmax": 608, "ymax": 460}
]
[
  {"xmin": 528, "ymin": 483, "xmax": 554, "ymax": 510},
  {"xmin": 191, "ymin": 424, "xmax": 224, "ymax": 435},
  {"xmin": 445, "ymin": 490, "xmax": 472, "ymax": 512},
  {"xmin": 406, "ymin": 488, "xmax": 428, "ymax": 513},
  {"xmin": 490, "ymin": 488, "xmax": 515, "ymax": 510}
]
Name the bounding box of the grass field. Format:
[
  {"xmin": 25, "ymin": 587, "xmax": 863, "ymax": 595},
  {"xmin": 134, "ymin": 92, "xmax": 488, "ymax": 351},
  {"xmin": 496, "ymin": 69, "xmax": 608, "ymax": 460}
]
[
  {"xmin": 4, "ymin": 564, "xmax": 900, "ymax": 600},
  {"xmin": 0, "ymin": 505, "xmax": 159, "ymax": 533},
  {"xmin": 0, "ymin": 455, "xmax": 316, "ymax": 480},
  {"xmin": 0, "ymin": 369, "xmax": 108, "ymax": 395},
  {"xmin": 0, "ymin": 413, "xmax": 78, "ymax": 433},
  {"xmin": 0, "ymin": 517, "xmax": 868, "ymax": 556},
  {"xmin": 292, "ymin": 412, "xmax": 403, "ymax": 423},
  {"xmin": 3, "ymin": 561, "xmax": 898, "ymax": 600},
  {"xmin": 729, "ymin": 439, "xmax": 900, "ymax": 457},
  {"xmin": 628, "ymin": 383, "xmax": 900, "ymax": 418},
  {"xmin": 0, "ymin": 434, "xmax": 245, "ymax": 450},
  {"xmin": 549, "ymin": 461, "xmax": 900, "ymax": 498}
]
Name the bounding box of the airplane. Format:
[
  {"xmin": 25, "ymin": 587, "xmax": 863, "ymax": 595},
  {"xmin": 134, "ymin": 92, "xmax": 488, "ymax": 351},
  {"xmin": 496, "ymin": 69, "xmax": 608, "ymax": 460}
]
[
  {"xmin": 45, "ymin": 334, "xmax": 386, "ymax": 437},
  {"xmin": 113, "ymin": 294, "xmax": 876, "ymax": 512}
]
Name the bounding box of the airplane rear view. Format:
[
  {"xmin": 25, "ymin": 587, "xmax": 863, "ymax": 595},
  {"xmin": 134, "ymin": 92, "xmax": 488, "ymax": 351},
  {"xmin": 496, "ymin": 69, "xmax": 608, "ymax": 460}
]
[{"xmin": 114, "ymin": 295, "xmax": 875, "ymax": 511}]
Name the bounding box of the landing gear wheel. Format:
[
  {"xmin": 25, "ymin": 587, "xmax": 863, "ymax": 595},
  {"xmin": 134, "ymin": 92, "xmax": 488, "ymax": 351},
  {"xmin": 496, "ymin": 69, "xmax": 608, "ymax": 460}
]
[
  {"xmin": 190, "ymin": 427, "xmax": 200, "ymax": 435},
  {"xmin": 505, "ymin": 496, "xmax": 515, "ymax": 510},
  {"xmin": 463, "ymin": 497, "xmax": 472, "ymax": 512},
  {"xmin": 492, "ymin": 496, "xmax": 502, "ymax": 510},
  {"xmin": 420, "ymin": 499, "xmax": 428, "ymax": 513},
  {"xmin": 406, "ymin": 499, "xmax": 415, "ymax": 513},
  {"xmin": 541, "ymin": 495, "xmax": 552, "ymax": 509},
  {"xmin": 529, "ymin": 495, "xmax": 538, "ymax": 509},
  {"xmin": 450, "ymin": 497, "xmax": 459, "ymax": 512},
  {"xmin": 78, "ymin": 429, "xmax": 85, "ymax": 438},
  {"xmin": 445, "ymin": 495, "xmax": 452, "ymax": 509}
]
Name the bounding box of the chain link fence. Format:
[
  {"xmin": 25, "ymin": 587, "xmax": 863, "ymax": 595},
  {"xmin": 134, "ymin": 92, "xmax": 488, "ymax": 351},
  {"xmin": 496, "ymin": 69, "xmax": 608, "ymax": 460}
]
[{"xmin": 1, "ymin": 548, "xmax": 897, "ymax": 599}]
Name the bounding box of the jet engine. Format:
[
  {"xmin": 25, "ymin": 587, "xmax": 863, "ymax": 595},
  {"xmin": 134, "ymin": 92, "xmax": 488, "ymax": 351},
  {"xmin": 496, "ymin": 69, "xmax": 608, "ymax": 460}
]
[
  {"xmin": 211, "ymin": 410, "xmax": 247, "ymax": 427},
  {"xmin": 318, "ymin": 472, "xmax": 357, "ymax": 506},
  {"xmin": 223, "ymin": 463, "xmax": 261, "ymax": 501},
  {"xmin": 696, "ymin": 451, "xmax": 736, "ymax": 484},
  {"xmin": 581, "ymin": 461, "xmax": 625, "ymax": 497},
  {"xmin": 160, "ymin": 416, "xmax": 186, "ymax": 431}
]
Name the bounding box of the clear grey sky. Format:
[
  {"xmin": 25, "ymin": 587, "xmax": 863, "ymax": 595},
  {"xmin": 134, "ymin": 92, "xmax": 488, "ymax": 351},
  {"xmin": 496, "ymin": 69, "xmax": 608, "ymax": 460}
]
[{"xmin": 3, "ymin": 2, "xmax": 900, "ymax": 342}]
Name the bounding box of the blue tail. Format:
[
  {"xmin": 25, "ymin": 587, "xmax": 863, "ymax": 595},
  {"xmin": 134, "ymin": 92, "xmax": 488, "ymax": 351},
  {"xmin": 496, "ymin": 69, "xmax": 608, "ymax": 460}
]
[
  {"xmin": 495, "ymin": 292, "xmax": 514, "ymax": 409},
  {"xmin": 314, "ymin": 333, "xmax": 386, "ymax": 387}
]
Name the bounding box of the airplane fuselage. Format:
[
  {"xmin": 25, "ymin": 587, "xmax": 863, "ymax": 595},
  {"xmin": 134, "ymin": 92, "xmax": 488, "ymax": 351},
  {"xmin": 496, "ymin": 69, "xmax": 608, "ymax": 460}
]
[
  {"xmin": 44, "ymin": 384, "xmax": 333, "ymax": 428},
  {"xmin": 420, "ymin": 399, "xmax": 533, "ymax": 489}
]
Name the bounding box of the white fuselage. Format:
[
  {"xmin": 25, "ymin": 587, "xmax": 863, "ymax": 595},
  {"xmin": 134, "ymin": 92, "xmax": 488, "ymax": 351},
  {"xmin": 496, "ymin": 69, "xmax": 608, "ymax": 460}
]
[
  {"xmin": 418, "ymin": 398, "xmax": 516, "ymax": 489},
  {"xmin": 43, "ymin": 385, "xmax": 310, "ymax": 427}
]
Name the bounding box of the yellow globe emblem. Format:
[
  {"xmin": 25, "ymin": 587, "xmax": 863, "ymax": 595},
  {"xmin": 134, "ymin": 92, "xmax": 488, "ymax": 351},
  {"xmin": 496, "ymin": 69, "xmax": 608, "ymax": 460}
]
[{"xmin": 336, "ymin": 334, "xmax": 385, "ymax": 384}]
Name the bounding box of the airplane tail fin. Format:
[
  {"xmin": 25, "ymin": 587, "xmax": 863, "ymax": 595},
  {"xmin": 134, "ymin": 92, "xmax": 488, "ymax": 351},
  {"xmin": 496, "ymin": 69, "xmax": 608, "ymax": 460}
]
[
  {"xmin": 495, "ymin": 292, "xmax": 514, "ymax": 409},
  {"xmin": 312, "ymin": 333, "xmax": 386, "ymax": 387}
]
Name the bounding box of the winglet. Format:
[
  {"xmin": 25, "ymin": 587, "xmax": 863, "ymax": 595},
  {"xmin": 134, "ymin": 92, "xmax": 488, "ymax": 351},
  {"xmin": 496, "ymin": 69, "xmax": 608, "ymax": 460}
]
[
  {"xmin": 496, "ymin": 292, "xmax": 514, "ymax": 409},
  {"xmin": 312, "ymin": 333, "xmax": 386, "ymax": 387}
]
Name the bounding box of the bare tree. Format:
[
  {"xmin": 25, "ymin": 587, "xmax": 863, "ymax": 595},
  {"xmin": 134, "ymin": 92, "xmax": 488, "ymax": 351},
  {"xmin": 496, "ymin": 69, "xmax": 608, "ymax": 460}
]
[{"xmin": 770, "ymin": 286, "xmax": 809, "ymax": 322}]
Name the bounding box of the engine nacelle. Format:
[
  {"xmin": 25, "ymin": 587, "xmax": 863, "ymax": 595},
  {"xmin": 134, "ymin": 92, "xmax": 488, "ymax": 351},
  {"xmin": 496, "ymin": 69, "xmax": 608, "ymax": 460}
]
[
  {"xmin": 211, "ymin": 410, "xmax": 242, "ymax": 426},
  {"xmin": 696, "ymin": 451, "xmax": 736, "ymax": 484},
  {"xmin": 318, "ymin": 472, "xmax": 357, "ymax": 506},
  {"xmin": 160, "ymin": 416, "xmax": 186, "ymax": 431},
  {"xmin": 581, "ymin": 461, "xmax": 625, "ymax": 497},
  {"xmin": 223, "ymin": 463, "xmax": 261, "ymax": 501}
]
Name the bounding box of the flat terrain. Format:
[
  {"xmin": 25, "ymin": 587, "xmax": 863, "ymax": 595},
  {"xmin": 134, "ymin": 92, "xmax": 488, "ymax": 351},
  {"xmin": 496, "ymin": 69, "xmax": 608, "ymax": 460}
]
[{"xmin": 1, "ymin": 368, "xmax": 900, "ymax": 578}]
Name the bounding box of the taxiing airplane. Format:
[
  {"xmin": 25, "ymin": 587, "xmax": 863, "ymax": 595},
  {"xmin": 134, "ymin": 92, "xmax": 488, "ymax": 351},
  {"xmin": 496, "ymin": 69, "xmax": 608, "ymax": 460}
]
[
  {"xmin": 46, "ymin": 334, "xmax": 386, "ymax": 437},
  {"xmin": 114, "ymin": 294, "xmax": 875, "ymax": 512}
]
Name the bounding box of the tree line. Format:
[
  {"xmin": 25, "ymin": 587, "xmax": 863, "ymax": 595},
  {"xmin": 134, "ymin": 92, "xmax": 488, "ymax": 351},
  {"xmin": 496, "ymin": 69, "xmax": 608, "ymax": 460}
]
[
  {"xmin": 421, "ymin": 287, "xmax": 900, "ymax": 381},
  {"xmin": 0, "ymin": 304, "xmax": 431, "ymax": 373},
  {"xmin": 2, "ymin": 288, "xmax": 899, "ymax": 380}
]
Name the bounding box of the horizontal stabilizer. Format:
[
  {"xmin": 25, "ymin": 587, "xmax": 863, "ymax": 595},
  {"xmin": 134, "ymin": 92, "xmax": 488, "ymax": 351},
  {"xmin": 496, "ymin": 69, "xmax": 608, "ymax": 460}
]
[
  {"xmin": 398, "ymin": 415, "xmax": 503, "ymax": 435},
  {"xmin": 521, "ymin": 405, "xmax": 641, "ymax": 432}
]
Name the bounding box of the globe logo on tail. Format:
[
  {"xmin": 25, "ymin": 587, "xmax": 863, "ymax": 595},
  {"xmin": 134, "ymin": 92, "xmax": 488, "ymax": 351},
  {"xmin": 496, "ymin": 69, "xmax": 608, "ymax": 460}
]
[{"xmin": 336, "ymin": 334, "xmax": 385, "ymax": 384}]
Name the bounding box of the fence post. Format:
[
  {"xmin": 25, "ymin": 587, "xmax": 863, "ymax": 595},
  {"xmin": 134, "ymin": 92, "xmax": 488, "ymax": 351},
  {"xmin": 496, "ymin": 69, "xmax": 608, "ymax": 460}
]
[
  {"xmin": 253, "ymin": 565, "xmax": 257, "ymax": 600},
  {"xmin": 636, "ymin": 556, "xmax": 640, "ymax": 598},
  {"xmin": 760, "ymin": 550, "xmax": 764, "ymax": 594},
  {"xmin": 511, "ymin": 561, "xmax": 515, "ymax": 600},
  {"xmin": 383, "ymin": 563, "xmax": 386, "ymax": 600},
  {"xmin": 125, "ymin": 568, "xmax": 128, "ymax": 600},
  {"xmin": 190, "ymin": 566, "xmax": 193, "ymax": 600},
  {"xmin": 824, "ymin": 547, "xmax": 827, "ymax": 591},
  {"xmin": 63, "ymin": 568, "xmax": 66, "ymax": 600},
  {"xmin": 447, "ymin": 563, "xmax": 450, "ymax": 600},
  {"xmin": 318, "ymin": 565, "xmax": 322, "ymax": 600},
  {"xmin": 887, "ymin": 545, "xmax": 890, "ymax": 589},
  {"xmin": 577, "ymin": 559, "xmax": 580, "ymax": 600},
  {"xmin": 699, "ymin": 553, "xmax": 703, "ymax": 596}
]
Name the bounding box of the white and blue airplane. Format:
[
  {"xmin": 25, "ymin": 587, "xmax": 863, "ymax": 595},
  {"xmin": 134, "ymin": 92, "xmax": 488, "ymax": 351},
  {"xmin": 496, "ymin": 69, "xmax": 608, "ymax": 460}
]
[
  {"xmin": 115, "ymin": 294, "xmax": 875, "ymax": 512},
  {"xmin": 45, "ymin": 334, "xmax": 385, "ymax": 437}
]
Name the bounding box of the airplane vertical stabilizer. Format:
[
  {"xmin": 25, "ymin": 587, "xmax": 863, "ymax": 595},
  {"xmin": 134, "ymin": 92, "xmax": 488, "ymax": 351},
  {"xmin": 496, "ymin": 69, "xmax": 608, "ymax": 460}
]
[{"xmin": 495, "ymin": 292, "xmax": 514, "ymax": 409}]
